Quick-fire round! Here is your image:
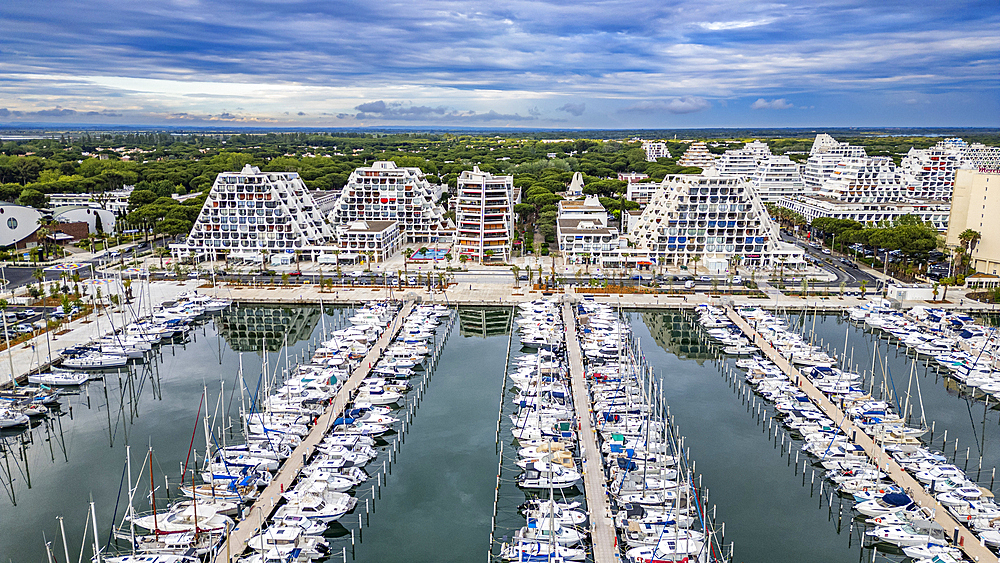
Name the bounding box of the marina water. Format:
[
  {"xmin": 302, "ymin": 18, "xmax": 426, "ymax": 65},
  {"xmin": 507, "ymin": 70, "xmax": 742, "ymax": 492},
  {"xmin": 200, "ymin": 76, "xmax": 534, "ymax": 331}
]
[{"xmin": 1, "ymin": 304, "xmax": 996, "ymax": 562}]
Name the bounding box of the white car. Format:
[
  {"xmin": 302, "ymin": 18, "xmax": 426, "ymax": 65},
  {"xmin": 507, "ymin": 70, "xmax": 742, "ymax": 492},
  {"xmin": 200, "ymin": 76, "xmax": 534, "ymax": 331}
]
[{"xmin": 822, "ymin": 248, "xmax": 832, "ymax": 255}]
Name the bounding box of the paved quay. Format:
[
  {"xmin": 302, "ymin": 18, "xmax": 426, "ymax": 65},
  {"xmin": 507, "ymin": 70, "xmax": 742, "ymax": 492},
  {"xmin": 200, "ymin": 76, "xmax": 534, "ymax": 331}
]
[
  {"xmin": 0, "ymin": 280, "xmax": 202, "ymax": 388},
  {"xmin": 725, "ymin": 306, "xmax": 999, "ymax": 563},
  {"xmin": 214, "ymin": 300, "xmax": 414, "ymax": 563},
  {"xmin": 563, "ymin": 301, "xmax": 619, "ymax": 563}
]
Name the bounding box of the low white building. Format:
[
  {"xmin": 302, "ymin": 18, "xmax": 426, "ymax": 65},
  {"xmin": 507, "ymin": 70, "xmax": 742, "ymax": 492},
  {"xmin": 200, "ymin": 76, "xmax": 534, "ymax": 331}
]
[
  {"xmin": 333, "ymin": 220, "xmax": 401, "ymax": 263},
  {"xmin": 52, "ymin": 205, "xmax": 117, "ymax": 235}
]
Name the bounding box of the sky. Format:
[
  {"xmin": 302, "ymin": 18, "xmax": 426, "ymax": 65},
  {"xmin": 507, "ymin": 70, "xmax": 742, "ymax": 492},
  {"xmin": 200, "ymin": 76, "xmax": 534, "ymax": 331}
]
[{"xmin": 1, "ymin": 0, "xmax": 998, "ymax": 129}]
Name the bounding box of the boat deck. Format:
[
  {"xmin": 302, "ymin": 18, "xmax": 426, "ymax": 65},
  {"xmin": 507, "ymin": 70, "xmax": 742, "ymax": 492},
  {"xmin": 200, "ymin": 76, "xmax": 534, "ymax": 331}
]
[
  {"xmin": 725, "ymin": 306, "xmax": 999, "ymax": 563},
  {"xmin": 563, "ymin": 302, "xmax": 619, "ymax": 563},
  {"xmin": 213, "ymin": 300, "xmax": 414, "ymax": 563}
]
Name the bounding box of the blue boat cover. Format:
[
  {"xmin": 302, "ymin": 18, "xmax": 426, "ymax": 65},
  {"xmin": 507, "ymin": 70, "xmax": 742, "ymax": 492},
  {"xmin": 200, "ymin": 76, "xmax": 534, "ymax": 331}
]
[{"xmin": 882, "ymin": 493, "xmax": 912, "ymax": 506}]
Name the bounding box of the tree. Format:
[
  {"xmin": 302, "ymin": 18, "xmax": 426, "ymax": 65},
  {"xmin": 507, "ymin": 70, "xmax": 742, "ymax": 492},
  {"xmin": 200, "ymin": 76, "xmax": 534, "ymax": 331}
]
[
  {"xmin": 689, "ymin": 255, "xmax": 701, "ymax": 276},
  {"xmin": 403, "ymin": 247, "xmax": 414, "ymax": 279},
  {"xmin": 859, "ymin": 280, "xmax": 868, "ymax": 297},
  {"xmin": 31, "ymin": 268, "xmax": 43, "ymax": 290},
  {"xmin": 18, "ymin": 188, "xmax": 48, "ymax": 208},
  {"xmin": 958, "ymin": 229, "xmax": 982, "ymax": 275},
  {"xmin": 932, "ymin": 282, "xmax": 940, "ymax": 301},
  {"xmin": 511, "ymin": 265, "xmax": 521, "ymax": 287},
  {"xmin": 155, "ymin": 246, "xmax": 170, "ymax": 269}
]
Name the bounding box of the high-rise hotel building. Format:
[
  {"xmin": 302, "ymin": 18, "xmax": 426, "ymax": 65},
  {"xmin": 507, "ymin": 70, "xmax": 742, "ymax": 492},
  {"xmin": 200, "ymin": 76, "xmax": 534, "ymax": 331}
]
[{"xmin": 455, "ymin": 166, "xmax": 515, "ymax": 263}]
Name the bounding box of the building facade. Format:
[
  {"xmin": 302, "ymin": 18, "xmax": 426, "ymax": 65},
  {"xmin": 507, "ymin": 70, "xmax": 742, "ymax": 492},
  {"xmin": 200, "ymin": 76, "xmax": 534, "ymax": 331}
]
[
  {"xmin": 946, "ymin": 169, "xmax": 1000, "ymax": 274},
  {"xmin": 641, "ymin": 141, "xmax": 671, "ymax": 162},
  {"xmin": 454, "ymin": 166, "xmax": 515, "ymax": 263},
  {"xmin": 180, "ymin": 165, "xmax": 333, "ymax": 261},
  {"xmin": 331, "ymin": 161, "xmax": 450, "ymax": 244},
  {"xmin": 628, "ymin": 174, "xmax": 804, "ymax": 272},
  {"xmin": 333, "ymin": 220, "xmax": 401, "ymax": 263},
  {"xmin": 750, "ymin": 156, "xmax": 805, "ymax": 202},
  {"xmin": 676, "ymin": 142, "xmax": 715, "ymax": 169}
]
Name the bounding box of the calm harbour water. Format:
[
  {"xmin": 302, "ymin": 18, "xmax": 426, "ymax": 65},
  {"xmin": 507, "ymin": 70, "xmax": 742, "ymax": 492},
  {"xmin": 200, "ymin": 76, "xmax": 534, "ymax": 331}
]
[{"xmin": 1, "ymin": 305, "xmax": 996, "ymax": 563}]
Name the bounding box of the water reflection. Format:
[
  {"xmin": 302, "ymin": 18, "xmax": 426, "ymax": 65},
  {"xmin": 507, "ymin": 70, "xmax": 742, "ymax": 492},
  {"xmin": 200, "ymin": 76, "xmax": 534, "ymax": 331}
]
[
  {"xmin": 458, "ymin": 307, "xmax": 513, "ymax": 338},
  {"xmin": 216, "ymin": 303, "xmax": 324, "ymax": 352},
  {"xmin": 0, "ymin": 305, "xmax": 348, "ymax": 562},
  {"xmin": 642, "ymin": 310, "xmax": 716, "ymax": 361}
]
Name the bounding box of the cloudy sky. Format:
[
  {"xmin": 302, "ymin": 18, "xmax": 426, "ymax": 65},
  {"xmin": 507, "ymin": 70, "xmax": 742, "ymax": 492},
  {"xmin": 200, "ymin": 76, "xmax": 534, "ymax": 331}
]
[{"xmin": 1, "ymin": 0, "xmax": 997, "ymax": 128}]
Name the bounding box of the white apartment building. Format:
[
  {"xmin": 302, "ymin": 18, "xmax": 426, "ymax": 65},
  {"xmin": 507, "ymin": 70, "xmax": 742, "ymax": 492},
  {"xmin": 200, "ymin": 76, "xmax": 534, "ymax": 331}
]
[
  {"xmin": 715, "ymin": 149, "xmax": 759, "ymax": 178},
  {"xmin": 742, "ymin": 140, "xmax": 773, "ymax": 160},
  {"xmin": 780, "ymin": 196, "xmax": 951, "ymax": 231},
  {"xmin": 48, "ymin": 185, "xmax": 134, "ymax": 217},
  {"xmin": 750, "ymin": 156, "xmax": 805, "ymax": 202},
  {"xmin": 331, "ymin": 161, "xmax": 450, "ymax": 244},
  {"xmin": 558, "ymin": 196, "xmax": 609, "ymax": 223},
  {"xmin": 556, "ymin": 196, "xmax": 621, "ymax": 266},
  {"xmin": 900, "ymin": 147, "xmax": 959, "ymax": 200},
  {"xmin": 626, "ymin": 182, "xmax": 663, "ymax": 206},
  {"xmin": 803, "ymin": 134, "xmax": 868, "ymax": 189},
  {"xmin": 455, "ymin": 166, "xmax": 515, "ymax": 263},
  {"xmin": 333, "ymin": 220, "xmax": 401, "ymax": 263},
  {"xmin": 629, "ymin": 174, "xmax": 804, "ymax": 272},
  {"xmin": 179, "ymin": 165, "xmax": 333, "ymax": 261},
  {"xmin": 641, "ymin": 141, "xmax": 671, "ymax": 162},
  {"xmin": 815, "ymin": 157, "xmax": 904, "ymax": 202},
  {"xmin": 677, "ymin": 142, "xmax": 716, "ymax": 169}
]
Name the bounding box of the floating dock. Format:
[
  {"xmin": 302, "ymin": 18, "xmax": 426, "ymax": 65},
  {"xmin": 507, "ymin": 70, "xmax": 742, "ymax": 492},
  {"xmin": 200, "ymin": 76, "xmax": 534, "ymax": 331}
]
[
  {"xmin": 213, "ymin": 300, "xmax": 414, "ymax": 563},
  {"xmin": 725, "ymin": 306, "xmax": 999, "ymax": 563},
  {"xmin": 563, "ymin": 302, "xmax": 618, "ymax": 563}
]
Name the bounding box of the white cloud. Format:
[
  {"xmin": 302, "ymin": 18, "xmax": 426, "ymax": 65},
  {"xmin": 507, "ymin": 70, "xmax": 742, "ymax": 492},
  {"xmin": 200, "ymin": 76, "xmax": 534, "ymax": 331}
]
[
  {"xmin": 621, "ymin": 97, "xmax": 711, "ymax": 114},
  {"xmin": 750, "ymin": 98, "xmax": 794, "ymax": 110},
  {"xmin": 697, "ymin": 18, "xmax": 776, "ymax": 31}
]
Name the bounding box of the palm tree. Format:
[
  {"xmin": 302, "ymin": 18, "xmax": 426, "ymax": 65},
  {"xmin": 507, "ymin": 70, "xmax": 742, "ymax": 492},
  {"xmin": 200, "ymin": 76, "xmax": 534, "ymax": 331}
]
[
  {"xmin": 581, "ymin": 252, "xmax": 591, "ymax": 274},
  {"xmin": 32, "ymin": 268, "xmax": 44, "ymax": 291},
  {"xmin": 689, "ymin": 255, "xmax": 701, "ymax": 276},
  {"xmin": 364, "ymin": 251, "xmax": 375, "ymax": 271},
  {"xmin": 511, "ymin": 265, "xmax": 521, "ymax": 287},
  {"xmin": 484, "ymin": 249, "xmax": 495, "ymax": 263},
  {"xmin": 403, "ymin": 248, "xmax": 414, "ymax": 279},
  {"xmin": 859, "ymin": 279, "xmax": 868, "ymax": 297},
  {"xmin": 958, "ymin": 229, "xmax": 981, "ymax": 275},
  {"xmin": 155, "ymin": 246, "xmax": 170, "ymax": 269}
]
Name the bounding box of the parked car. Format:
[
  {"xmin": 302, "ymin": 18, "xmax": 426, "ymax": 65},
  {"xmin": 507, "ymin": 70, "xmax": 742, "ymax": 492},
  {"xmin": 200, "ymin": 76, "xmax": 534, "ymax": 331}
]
[
  {"xmin": 821, "ymin": 248, "xmax": 832, "ymax": 255},
  {"xmin": 684, "ymin": 281, "xmax": 695, "ymax": 289},
  {"xmin": 698, "ymin": 275, "xmax": 711, "ymax": 282},
  {"xmin": 733, "ymin": 276, "xmax": 743, "ymax": 285}
]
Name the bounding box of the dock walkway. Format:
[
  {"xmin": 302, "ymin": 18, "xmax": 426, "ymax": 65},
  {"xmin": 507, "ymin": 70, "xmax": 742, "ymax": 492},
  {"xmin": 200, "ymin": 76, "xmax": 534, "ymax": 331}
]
[
  {"xmin": 214, "ymin": 300, "xmax": 414, "ymax": 563},
  {"xmin": 563, "ymin": 302, "xmax": 618, "ymax": 563},
  {"xmin": 725, "ymin": 306, "xmax": 999, "ymax": 563}
]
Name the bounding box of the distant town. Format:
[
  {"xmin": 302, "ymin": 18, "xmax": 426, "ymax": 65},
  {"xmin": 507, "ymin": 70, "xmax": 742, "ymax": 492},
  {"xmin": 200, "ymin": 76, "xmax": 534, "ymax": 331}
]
[{"xmin": 0, "ymin": 129, "xmax": 998, "ymax": 289}]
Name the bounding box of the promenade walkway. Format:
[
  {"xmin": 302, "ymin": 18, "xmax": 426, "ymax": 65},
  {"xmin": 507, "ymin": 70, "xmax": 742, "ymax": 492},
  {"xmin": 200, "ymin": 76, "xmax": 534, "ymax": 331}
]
[
  {"xmin": 563, "ymin": 301, "xmax": 619, "ymax": 563},
  {"xmin": 213, "ymin": 300, "xmax": 413, "ymax": 563},
  {"xmin": 725, "ymin": 306, "xmax": 998, "ymax": 563}
]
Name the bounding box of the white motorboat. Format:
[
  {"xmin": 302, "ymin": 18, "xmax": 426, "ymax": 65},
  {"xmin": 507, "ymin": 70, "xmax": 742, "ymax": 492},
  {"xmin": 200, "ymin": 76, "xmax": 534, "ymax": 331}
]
[
  {"xmin": 246, "ymin": 526, "xmax": 329, "ymax": 558},
  {"xmin": 272, "ymin": 491, "xmax": 356, "ymax": 523},
  {"xmin": 866, "ymin": 519, "xmax": 948, "ymax": 547}
]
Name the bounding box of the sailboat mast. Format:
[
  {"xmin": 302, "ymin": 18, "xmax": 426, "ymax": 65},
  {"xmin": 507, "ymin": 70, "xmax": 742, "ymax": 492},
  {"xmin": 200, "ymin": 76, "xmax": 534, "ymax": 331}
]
[
  {"xmin": 149, "ymin": 448, "xmax": 158, "ymax": 538},
  {"xmin": 90, "ymin": 499, "xmax": 100, "ymax": 563},
  {"xmin": 126, "ymin": 446, "xmax": 135, "ymax": 551}
]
